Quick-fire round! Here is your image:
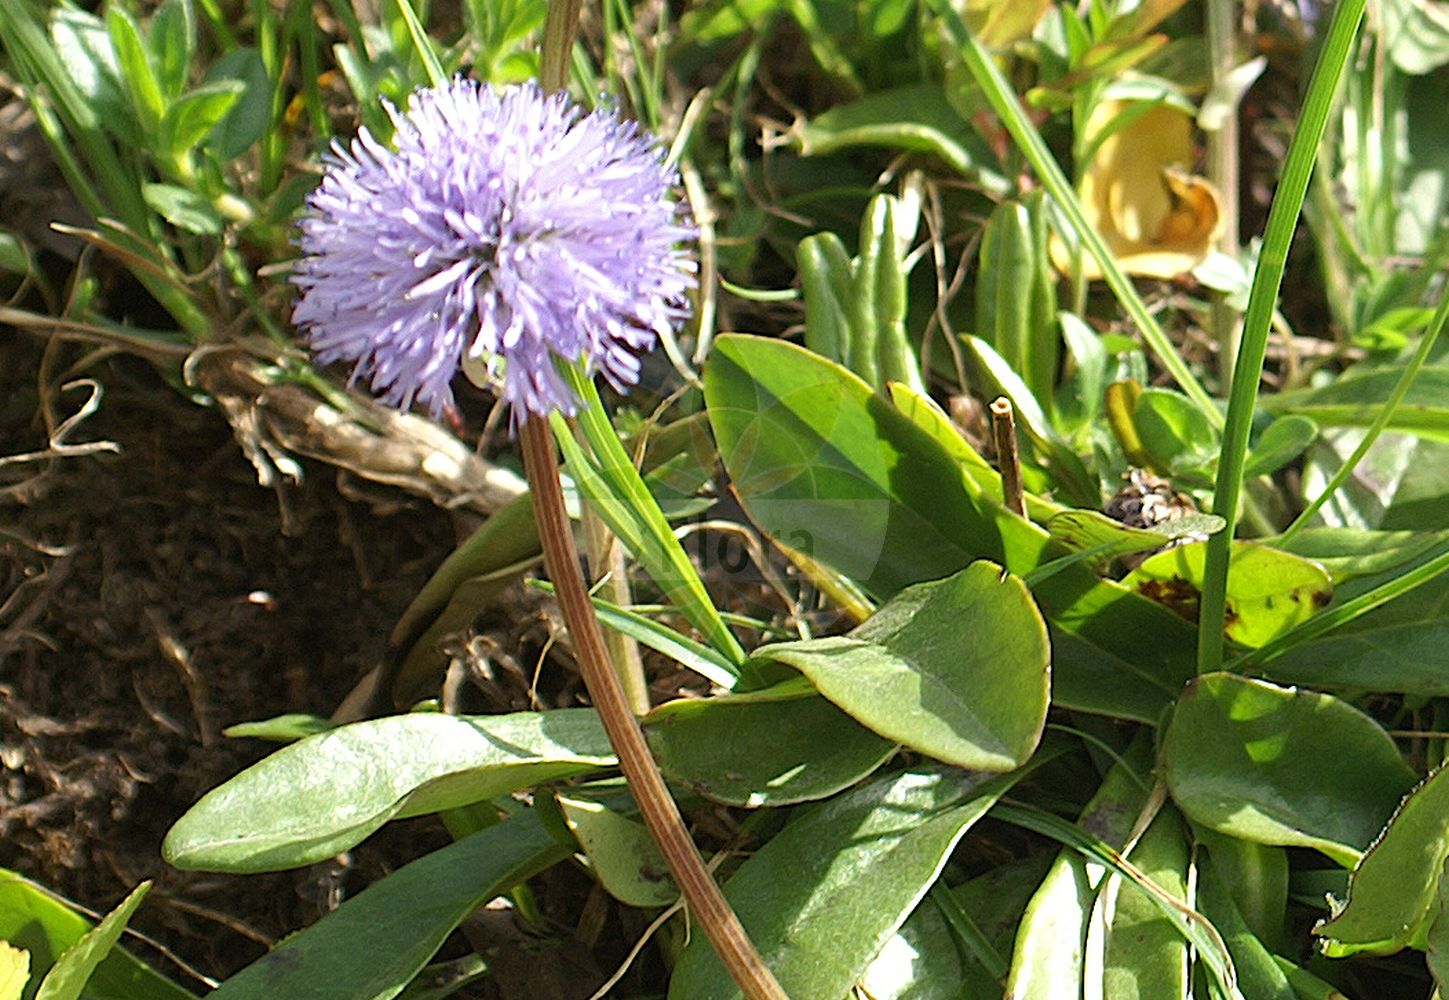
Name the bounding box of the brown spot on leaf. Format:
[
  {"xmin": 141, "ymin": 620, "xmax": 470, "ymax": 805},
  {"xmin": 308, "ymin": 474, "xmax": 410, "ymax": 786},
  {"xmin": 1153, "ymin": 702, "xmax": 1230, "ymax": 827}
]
[{"xmin": 1137, "ymin": 576, "xmax": 1201, "ymax": 622}]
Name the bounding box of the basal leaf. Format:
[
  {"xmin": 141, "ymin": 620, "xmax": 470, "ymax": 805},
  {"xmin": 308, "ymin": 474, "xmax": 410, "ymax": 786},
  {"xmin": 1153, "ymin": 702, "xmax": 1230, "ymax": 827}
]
[
  {"xmin": 1006, "ymin": 736, "xmax": 1154, "ymax": 1000},
  {"xmin": 754, "ymin": 561, "xmax": 1049, "ymax": 770},
  {"xmin": 1265, "ymin": 366, "xmax": 1449, "ymax": 439},
  {"xmin": 556, "ymin": 794, "xmax": 676, "ymax": 908},
  {"xmin": 644, "ymin": 691, "xmax": 893, "ymax": 807},
  {"xmin": 668, "ymin": 766, "xmax": 1021, "ymax": 1000},
  {"xmin": 709, "ymin": 335, "xmax": 1197, "ymax": 723},
  {"xmin": 1122, "ymin": 541, "xmax": 1331, "ymax": 648},
  {"xmin": 209, "ymin": 811, "xmax": 568, "ymax": 1000},
  {"xmin": 1162, "ymin": 673, "xmax": 1415, "ymax": 866},
  {"xmin": 164, "ymin": 710, "xmax": 612, "ymax": 872},
  {"xmin": 1316, "ymin": 762, "xmax": 1449, "ymax": 956},
  {"xmin": 796, "ymin": 85, "xmax": 1008, "ymax": 193},
  {"xmin": 1100, "ymin": 807, "xmax": 1189, "ymax": 1000}
]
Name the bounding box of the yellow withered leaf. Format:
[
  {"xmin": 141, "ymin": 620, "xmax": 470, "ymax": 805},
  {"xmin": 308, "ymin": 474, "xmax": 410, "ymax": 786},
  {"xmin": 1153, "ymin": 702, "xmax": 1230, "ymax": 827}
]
[{"xmin": 1056, "ymin": 100, "xmax": 1224, "ymax": 279}]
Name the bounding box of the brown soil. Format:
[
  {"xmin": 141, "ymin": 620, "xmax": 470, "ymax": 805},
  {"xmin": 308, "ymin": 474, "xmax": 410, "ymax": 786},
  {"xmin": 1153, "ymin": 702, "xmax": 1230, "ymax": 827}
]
[{"xmin": 1, "ymin": 333, "xmax": 471, "ymax": 989}]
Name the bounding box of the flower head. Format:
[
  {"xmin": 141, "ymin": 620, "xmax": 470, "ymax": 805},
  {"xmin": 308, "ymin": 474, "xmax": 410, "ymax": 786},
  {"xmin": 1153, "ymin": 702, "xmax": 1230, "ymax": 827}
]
[{"xmin": 291, "ymin": 79, "xmax": 696, "ymax": 419}]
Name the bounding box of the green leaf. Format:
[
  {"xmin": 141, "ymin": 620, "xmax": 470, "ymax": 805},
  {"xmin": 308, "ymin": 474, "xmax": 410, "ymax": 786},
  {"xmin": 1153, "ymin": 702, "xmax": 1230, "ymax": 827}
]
[
  {"xmin": 0, "ymin": 942, "xmax": 26, "ymax": 1000},
  {"xmin": 707, "ymin": 334, "xmax": 988, "ymax": 596},
  {"xmin": 568, "ymin": 588, "xmax": 739, "ymax": 689},
  {"xmin": 795, "ymin": 84, "xmax": 1008, "ymax": 193},
  {"xmin": 47, "ymin": 9, "xmax": 133, "ymax": 142},
  {"xmin": 105, "ymin": 8, "xmax": 164, "ymax": 133},
  {"xmin": 857, "ymin": 194, "xmax": 924, "ymax": 394},
  {"xmin": 797, "ymin": 232, "xmax": 853, "ymax": 367},
  {"xmin": 1162, "ymin": 673, "xmax": 1416, "ymax": 866},
  {"xmin": 387, "ymin": 491, "xmax": 538, "ymax": 706},
  {"xmin": 1055, "ymin": 312, "xmax": 1109, "ymax": 440},
  {"xmin": 1007, "ymin": 736, "xmax": 1155, "ymax": 999},
  {"xmin": 1274, "ymin": 526, "xmax": 1449, "ymax": 583},
  {"xmin": 859, "ymin": 897, "xmax": 963, "ymax": 1000},
  {"xmin": 644, "ymin": 693, "xmax": 894, "ymax": 807},
  {"xmin": 1197, "ymin": 856, "xmax": 1297, "ymax": 1000},
  {"xmin": 203, "ymin": 49, "xmax": 271, "ymax": 160},
  {"xmin": 556, "ymin": 794, "xmax": 676, "ymax": 908},
  {"xmin": 946, "ymin": 855, "xmax": 1054, "ymax": 993},
  {"xmin": 163, "ymin": 710, "xmax": 613, "ymax": 872},
  {"xmin": 1315, "ymin": 761, "xmax": 1449, "ymax": 956},
  {"xmin": 208, "ymin": 811, "xmax": 568, "ymax": 1000},
  {"xmin": 146, "ymin": 0, "xmax": 193, "ymax": 100},
  {"xmin": 1047, "ymin": 509, "xmax": 1225, "ymax": 561},
  {"xmin": 1244, "ymin": 415, "xmax": 1319, "ymax": 478},
  {"xmin": 555, "ymin": 366, "xmax": 746, "ymax": 670},
  {"xmin": 34, "ymin": 883, "xmax": 149, "ymax": 1000},
  {"xmin": 668, "ymin": 766, "xmax": 1021, "ymax": 1000},
  {"xmin": 1101, "ymin": 807, "xmax": 1189, "ymax": 1000},
  {"xmin": 0, "ymin": 870, "xmax": 192, "ymax": 1000},
  {"xmin": 0, "ymin": 232, "xmax": 31, "ymax": 276},
  {"xmin": 160, "ymin": 80, "xmax": 245, "ymax": 159},
  {"xmin": 708, "ymin": 335, "xmax": 1198, "ymax": 722},
  {"xmin": 1195, "ymin": 829, "xmax": 1288, "ymax": 952},
  {"xmin": 222, "ymin": 713, "xmax": 337, "ymax": 742},
  {"xmin": 1256, "ymin": 562, "xmax": 1449, "ymax": 697},
  {"xmin": 755, "ymin": 561, "xmax": 1049, "ymax": 770},
  {"xmin": 1264, "ymin": 366, "xmax": 1449, "ymax": 440},
  {"xmin": 142, "ymin": 183, "xmax": 222, "ymax": 235},
  {"xmin": 963, "ymin": 335, "xmax": 1098, "ymax": 504},
  {"xmin": 975, "ymin": 198, "xmax": 1057, "ymax": 407},
  {"xmin": 1122, "ymin": 541, "xmax": 1332, "ymax": 648},
  {"xmin": 1134, "ymin": 387, "xmax": 1221, "ymax": 476}
]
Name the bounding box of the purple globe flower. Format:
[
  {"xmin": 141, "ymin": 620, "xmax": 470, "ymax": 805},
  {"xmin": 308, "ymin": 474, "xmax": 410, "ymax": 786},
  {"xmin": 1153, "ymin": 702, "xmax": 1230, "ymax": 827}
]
[{"xmin": 291, "ymin": 79, "xmax": 696, "ymax": 419}]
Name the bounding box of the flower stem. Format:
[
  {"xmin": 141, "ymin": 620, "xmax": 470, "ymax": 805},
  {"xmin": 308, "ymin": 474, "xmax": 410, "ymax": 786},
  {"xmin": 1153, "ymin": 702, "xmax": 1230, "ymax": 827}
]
[{"xmin": 519, "ymin": 417, "xmax": 786, "ymax": 999}]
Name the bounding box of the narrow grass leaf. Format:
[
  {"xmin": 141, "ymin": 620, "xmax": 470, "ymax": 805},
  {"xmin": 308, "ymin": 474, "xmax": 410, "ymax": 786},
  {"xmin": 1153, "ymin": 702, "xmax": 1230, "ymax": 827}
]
[
  {"xmin": 1007, "ymin": 736, "xmax": 1155, "ymax": 1000},
  {"xmin": 1197, "ymin": 0, "xmax": 1366, "ymax": 673},
  {"xmin": 557, "ymin": 365, "xmax": 746, "ymax": 669}
]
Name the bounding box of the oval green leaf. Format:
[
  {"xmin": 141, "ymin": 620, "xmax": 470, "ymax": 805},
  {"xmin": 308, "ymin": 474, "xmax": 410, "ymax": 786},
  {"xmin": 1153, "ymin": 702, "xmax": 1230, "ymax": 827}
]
[
  {"xmin": 1122, "ymin": 541, "xmax": 1332, "ymax": 648},
  {"xmin": 1162, "ymin": 673, "xmax": 1415, "ymax": 865},
  {"xmin": 645, "ymin": 692, "xmax": 894, "ymax": 807},
  {"xmin": 163, "ymin": 710, "xmax": 613, "ymax": 872},
  {"xmin": 1315, "ymin": 762, "xmax": 1449, "ymax": 956},
  {"xmin": 557, "ymin": 794, "xmax": 677, "ymax": 909},
  {"xmin": 710, "ymin": 336, "xmax": 1198, "ymax": 724},
  {"xmin": 754, "ymin": 561, "xmax": 1049, "ymax": 770},
  {"xmin": 1134, "ymin": 388, "xmax": 1221, "ymax": 475}
]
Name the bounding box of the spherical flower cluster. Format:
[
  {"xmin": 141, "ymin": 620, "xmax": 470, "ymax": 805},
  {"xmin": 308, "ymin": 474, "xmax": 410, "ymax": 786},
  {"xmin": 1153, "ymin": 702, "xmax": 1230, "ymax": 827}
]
[{"xmin": 291, "ymin": 79, "xmax": 696, "ymax": 419}]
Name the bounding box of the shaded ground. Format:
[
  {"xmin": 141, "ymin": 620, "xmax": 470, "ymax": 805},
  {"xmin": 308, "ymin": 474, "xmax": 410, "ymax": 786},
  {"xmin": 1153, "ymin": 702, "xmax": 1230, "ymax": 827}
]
[{"xmin": 0, "ymin": 333, "xmax": 468, "ymax": 987}]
